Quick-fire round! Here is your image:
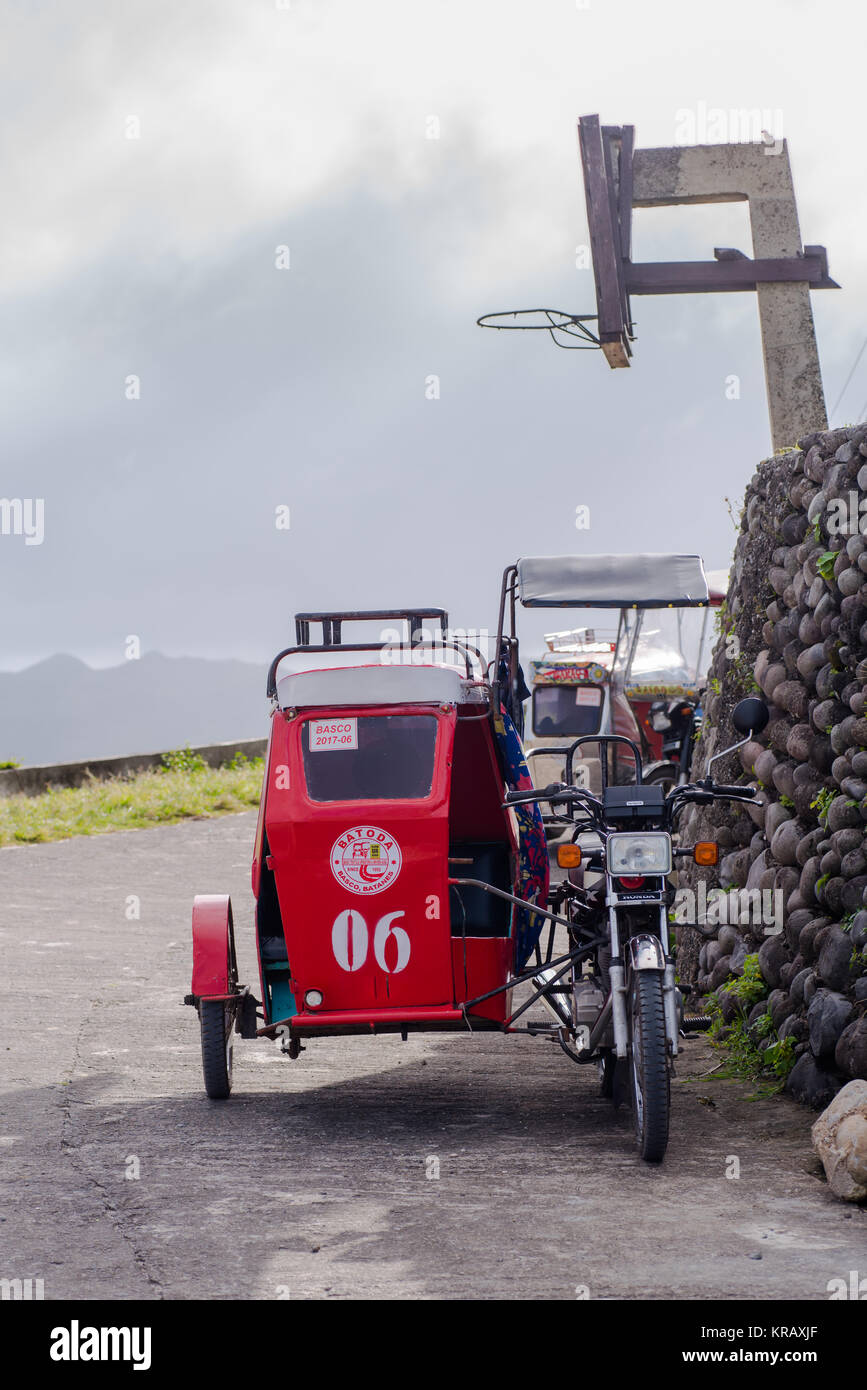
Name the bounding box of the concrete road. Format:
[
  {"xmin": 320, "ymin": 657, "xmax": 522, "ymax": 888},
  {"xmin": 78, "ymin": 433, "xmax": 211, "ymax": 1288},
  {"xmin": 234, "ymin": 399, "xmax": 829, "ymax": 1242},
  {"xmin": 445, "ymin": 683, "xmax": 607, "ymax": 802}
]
[{"xmin": 2, "ymin": 812, "xmax": 864, "ymax": 1300}]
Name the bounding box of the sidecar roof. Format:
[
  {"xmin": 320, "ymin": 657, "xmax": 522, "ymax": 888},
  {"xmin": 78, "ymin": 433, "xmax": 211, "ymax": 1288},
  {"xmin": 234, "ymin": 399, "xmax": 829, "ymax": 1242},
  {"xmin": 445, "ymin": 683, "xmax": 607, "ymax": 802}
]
[
  {"xmin": 275, "ymin": 657, "xmax": 473, "ymax": 709},
  {"xmin": 516, "ymin": 554, "xmax": 710, "ymax": 609}
]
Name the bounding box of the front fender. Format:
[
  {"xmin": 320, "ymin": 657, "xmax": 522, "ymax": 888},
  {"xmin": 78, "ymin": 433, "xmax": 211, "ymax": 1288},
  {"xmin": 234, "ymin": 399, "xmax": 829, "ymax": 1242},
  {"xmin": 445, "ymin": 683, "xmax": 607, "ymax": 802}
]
[
  {"xmin": 191, "ymin": 894, "xmax": 235, "ymax": 997},
  {"xmin": 628, "ymin": 933, "xmax": 665, "ymax": 972},
  {"xmin": 642, "ymin": 760, "xmax": 678, "ymax": 784}
]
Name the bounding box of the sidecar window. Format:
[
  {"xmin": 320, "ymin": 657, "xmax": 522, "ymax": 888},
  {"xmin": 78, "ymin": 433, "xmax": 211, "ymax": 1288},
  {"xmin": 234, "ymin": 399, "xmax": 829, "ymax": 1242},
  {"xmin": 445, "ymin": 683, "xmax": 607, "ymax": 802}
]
[
  {"xmin": 302, "ymin": 714, "xmax": 438, "ymax": 802},
  {"xmin": 532, "ymin": 685, "xmax": 603, "ymax": 738}
]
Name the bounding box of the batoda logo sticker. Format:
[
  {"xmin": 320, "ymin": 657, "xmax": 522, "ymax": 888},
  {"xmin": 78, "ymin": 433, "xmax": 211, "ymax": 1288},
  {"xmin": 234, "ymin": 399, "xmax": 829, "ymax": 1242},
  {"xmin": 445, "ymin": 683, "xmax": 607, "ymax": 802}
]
[{"xmin": 330, "ymin": 825, "xmax": 402, "ymax": 895}]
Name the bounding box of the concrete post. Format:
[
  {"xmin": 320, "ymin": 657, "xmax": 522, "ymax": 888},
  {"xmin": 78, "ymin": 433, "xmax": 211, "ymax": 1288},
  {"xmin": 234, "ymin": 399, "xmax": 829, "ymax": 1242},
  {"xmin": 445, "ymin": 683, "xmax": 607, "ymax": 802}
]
[{"xmin": 631, "ymin": 141, "xmax": 828, "ymax": 450}]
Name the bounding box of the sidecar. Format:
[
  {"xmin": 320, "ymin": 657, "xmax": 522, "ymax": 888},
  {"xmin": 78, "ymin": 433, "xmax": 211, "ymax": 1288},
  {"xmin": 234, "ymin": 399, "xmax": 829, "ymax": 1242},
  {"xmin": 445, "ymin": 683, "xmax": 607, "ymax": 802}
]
[{"xmin": 187, "ymin": 607, "xmax": 549, "ymax": 1095}]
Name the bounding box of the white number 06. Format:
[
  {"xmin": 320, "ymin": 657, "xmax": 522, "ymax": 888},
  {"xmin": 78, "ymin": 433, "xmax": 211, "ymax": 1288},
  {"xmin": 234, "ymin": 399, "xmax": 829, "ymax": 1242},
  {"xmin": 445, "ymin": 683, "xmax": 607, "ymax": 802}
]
[{"xmin": 331, "ymin": 909, "xmax": 410, "ymax": 974}]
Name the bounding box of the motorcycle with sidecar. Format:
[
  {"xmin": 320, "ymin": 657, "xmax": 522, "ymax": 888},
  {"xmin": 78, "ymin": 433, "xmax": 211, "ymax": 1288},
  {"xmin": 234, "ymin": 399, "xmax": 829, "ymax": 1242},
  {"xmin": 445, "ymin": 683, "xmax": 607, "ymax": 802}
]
[{"xmin": 187, "ymin": 557, "xmax": 767, "ymax": 1162}]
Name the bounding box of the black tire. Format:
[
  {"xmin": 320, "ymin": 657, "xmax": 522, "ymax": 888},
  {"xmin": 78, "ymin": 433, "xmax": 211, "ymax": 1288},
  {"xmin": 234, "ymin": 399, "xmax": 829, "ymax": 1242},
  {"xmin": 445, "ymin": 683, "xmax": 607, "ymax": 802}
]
[
  {"xmin": 200, "ymin": 999, "xmax": 233, "ymax": 1099},
  {"xmin": 628, "ymin": 971, "xmax": 670, "ymax": 1162}
]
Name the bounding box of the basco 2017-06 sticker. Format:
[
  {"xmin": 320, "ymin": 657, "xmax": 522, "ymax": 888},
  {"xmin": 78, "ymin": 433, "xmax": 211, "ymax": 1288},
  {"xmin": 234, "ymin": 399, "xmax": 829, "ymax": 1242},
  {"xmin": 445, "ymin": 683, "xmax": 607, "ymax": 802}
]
[
  {"xmin": 330, "ymin": 826, "xmax": 402, "ymax": 895},
  {"xmin": 309, "ymin": 717, "xmax": 358, "ymax": 750}
]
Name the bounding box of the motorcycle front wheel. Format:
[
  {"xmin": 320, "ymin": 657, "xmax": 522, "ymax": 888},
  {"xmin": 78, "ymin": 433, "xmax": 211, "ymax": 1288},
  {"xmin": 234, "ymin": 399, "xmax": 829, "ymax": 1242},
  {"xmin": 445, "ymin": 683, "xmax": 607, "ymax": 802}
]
[{"xmin": 628, "ymin": 971, "xmax": 670, "ymax": 1162}]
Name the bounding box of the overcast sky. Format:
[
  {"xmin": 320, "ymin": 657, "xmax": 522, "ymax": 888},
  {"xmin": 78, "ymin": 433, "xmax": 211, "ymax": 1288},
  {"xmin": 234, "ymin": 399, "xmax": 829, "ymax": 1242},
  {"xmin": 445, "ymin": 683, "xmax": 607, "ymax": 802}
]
[{"xmin": 2, "ymin": 0, "xmax": 865, "ymax": 672}]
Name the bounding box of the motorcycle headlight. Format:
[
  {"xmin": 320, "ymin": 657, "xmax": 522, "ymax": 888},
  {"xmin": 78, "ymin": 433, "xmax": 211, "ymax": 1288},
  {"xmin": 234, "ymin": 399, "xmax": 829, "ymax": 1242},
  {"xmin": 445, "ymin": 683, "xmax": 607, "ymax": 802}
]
[
  {"xmin": 650, "ymin": 710, "xmax": 671, "ymax": 732},
  {"xmin": 607, "ymin": 832, "xmax": 672, "ymax": 876}
]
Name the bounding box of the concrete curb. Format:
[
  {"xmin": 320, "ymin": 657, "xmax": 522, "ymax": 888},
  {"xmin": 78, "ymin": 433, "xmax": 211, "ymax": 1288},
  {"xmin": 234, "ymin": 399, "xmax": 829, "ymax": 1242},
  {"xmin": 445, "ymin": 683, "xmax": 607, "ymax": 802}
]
[{"xmin": 0, "ymin": 738, "xmax": 268, "ymax": 799}]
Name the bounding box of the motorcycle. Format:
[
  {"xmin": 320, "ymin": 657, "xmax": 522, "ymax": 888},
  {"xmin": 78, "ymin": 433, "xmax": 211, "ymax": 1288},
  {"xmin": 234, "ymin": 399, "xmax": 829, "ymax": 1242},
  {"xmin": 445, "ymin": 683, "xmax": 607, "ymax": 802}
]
[
  {"xmin": 187, "ymin": 553, "xmax": 762, "ymax": 1166},
  {"xmin": 504, "ymin": 694, "xmax": 769, "ymax": 1161},
  {"xmin": 645, "ymin": 694, "xmax": 703, "ymax": 791}
]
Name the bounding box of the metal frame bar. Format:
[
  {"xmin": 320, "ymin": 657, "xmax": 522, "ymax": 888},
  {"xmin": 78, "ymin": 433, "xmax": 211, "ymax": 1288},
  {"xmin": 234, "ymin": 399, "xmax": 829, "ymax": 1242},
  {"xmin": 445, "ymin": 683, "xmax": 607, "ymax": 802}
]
[
  {"xmin": 578, "ymin": 115, "xmax": 631, "ymax": 365},
  {"xmin": 602, "ymin": 122, "xmax": 634, "ymax": 338},
  {"xmin": 491, "ymin": 564, "xmax": 519, "ymax": 720},
  {"xmin": 447, "ymin": 876, "xmax": 579, "ymax": 936},
  {"xmin": 294, "ymin": 608, "xmax": 449, "ymax": 646},
  {"xmin": 267, "ymin": 638, "xmax": 484, "ymax": 697},
  {"xmin": 625, "ymin": 251, "xmax": 838, "ymax": 296}
]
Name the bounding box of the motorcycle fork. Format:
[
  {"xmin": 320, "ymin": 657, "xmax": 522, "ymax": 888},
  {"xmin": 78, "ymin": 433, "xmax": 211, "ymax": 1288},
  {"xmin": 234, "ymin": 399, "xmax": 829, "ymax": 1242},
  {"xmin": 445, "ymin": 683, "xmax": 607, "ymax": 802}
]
[
  {"xmin": 607, "ymin": 900, "xmax": 628, "ymax": 1059},
  {"xmin": 607, "ymin": 901, "xmax": 679, "ymax": 1059}
]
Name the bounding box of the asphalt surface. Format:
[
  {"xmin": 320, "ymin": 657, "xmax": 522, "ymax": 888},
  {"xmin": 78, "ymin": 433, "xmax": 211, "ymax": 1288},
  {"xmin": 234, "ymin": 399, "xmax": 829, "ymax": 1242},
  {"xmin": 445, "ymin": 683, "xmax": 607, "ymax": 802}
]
[{"xmin": 2, "ymin": 811, "xmax": 865, "ymax": 1301}]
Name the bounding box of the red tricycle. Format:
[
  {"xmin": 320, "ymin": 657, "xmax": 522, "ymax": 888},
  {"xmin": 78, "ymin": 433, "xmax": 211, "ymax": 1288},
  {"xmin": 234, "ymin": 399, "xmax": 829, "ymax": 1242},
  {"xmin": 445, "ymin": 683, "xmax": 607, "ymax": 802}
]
[
  {"xmin": 187, "ymin": 557, "xmax": 766, "ymax": 1162},
  {"xmin": 187, "ymin": 603, "xmax": 549, "ymax": 1081}
]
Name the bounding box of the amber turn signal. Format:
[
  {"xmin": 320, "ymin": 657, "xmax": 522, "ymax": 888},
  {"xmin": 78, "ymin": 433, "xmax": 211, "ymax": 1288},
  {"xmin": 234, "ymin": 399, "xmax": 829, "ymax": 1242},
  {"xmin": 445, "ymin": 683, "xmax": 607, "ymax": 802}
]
[
  {"xmin": 693, "ymin": 842, "xmax": 719, "ymax": 866},
  {"xmin": 557, "ymin": 844, "xmax": 582, "ymax": 869}
]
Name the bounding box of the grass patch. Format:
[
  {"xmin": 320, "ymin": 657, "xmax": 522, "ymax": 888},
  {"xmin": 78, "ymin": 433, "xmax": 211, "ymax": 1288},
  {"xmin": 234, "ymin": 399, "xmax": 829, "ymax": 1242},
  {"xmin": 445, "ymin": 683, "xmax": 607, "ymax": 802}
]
[
  {"xmin": 0, "ymin": 752, "xmax": 264, "ymax": 846},
  {"xmin": 810, "ymin": 786, "xmax": 835, "ymax": 826},
  {"xmin": 701, "ymin": 953, "xmax": 798, "ymax": 1098}
]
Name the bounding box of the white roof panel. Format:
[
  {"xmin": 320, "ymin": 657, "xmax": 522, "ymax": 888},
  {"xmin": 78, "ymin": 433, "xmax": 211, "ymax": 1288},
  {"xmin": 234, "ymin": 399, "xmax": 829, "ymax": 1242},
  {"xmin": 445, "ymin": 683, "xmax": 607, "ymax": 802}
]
[
  {"xmin": 276, "ymin": 661, "xmax": 467, "ymax": 709},
  {"xmin": 517, "ymin": 554, "xmax": 710, "ymax": 608}
]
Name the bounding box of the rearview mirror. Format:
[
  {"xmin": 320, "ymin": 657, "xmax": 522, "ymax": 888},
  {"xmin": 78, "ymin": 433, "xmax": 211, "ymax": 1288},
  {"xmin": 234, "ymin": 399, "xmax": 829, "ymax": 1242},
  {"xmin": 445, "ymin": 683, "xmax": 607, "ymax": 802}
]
[{"xmin": 731, "ymin": 697, "xmax": 769, "ymax": 738}]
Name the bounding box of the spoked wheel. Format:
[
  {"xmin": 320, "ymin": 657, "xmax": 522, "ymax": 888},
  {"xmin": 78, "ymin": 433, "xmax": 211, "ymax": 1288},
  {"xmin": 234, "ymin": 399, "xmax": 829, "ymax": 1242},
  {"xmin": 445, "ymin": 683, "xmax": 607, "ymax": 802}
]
[
  {"xmin": 200, "ymin": 999, "xmax": 234, "ymax": 1099},
  {"xmin": 628, "ymin": 971, "xmax": 670, "ymax": 1162}
]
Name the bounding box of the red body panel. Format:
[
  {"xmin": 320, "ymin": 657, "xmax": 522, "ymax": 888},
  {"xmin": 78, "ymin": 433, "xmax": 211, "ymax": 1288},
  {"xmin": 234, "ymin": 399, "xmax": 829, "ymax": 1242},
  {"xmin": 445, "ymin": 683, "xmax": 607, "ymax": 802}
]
[
  {"xmin": 251, "ymin": 715, "xmax": 274, "ymax": 900},
  {"xmin": 450, "ymin": 937, "xmax": 513, "ymax": 1022},
  {"xmin": 266, "ymin": 704, "xmax": 461, "ymax": 1017},
  {"xmin": 191, "ymin": 894, "xmax": 233, "ymax": 997}
]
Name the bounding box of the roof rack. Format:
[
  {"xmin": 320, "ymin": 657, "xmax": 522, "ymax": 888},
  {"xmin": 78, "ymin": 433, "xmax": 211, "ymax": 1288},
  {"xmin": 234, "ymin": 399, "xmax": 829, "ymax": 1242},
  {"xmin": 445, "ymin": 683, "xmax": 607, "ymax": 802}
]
[
  {"xmin": 267, "ymin": 607, "xmax": 486, "ymax": 699},
  {"xmin": 294, "ymin": 608, "xmax": 448, "ymax": 647}
]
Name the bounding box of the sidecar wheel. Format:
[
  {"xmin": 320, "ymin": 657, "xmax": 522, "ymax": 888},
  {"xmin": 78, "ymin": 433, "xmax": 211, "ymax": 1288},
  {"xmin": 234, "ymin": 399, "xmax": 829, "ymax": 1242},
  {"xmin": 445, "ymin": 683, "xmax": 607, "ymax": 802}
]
[
  {"xmin": 628, "ymin": 971, "xmax": 669, "ymax": 1162},
  {"xmin": 200, "ymin": 999, "xmax": 233, "ymax": 1099}
]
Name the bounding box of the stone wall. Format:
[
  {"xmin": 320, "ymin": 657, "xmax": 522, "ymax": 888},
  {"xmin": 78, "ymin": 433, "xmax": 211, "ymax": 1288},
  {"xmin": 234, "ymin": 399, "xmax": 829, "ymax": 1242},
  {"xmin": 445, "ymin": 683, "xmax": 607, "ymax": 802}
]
[{"xmin": 679, "ymin": 422, "xmax": 867, "ymax": 1108}]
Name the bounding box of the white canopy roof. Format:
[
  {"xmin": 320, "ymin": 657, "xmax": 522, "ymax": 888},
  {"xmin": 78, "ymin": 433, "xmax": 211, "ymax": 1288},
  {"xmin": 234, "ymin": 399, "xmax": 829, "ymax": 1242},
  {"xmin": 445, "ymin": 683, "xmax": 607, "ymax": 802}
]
[
  {"xmin": 517, "ymin": 554, "xmax": 710, "ymax": 608},
  {"xmin": 275, "ymin": 661, "xmax": 468, "ymax": 709}
]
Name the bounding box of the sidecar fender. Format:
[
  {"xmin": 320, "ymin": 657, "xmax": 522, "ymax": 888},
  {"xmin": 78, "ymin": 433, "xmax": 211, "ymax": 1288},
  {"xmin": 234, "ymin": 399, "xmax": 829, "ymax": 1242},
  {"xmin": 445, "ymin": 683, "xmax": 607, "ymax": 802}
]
[{"xmin": 191, "ymin": 894, "xmax": 235, "ymax": 997}]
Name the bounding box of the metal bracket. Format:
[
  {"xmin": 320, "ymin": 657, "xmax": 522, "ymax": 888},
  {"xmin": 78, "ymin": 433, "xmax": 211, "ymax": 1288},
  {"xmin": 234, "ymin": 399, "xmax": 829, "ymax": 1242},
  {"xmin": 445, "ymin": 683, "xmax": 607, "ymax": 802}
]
[{"xmin": 625, "ymin": 245, "xmax": 839, "ymax": 296}]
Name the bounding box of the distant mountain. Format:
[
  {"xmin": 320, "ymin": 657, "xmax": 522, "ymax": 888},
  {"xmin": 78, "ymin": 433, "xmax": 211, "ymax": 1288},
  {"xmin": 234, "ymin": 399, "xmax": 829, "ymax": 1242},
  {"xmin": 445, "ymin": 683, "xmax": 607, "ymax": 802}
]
[{"xmin": 0, "ymin": 653, "xmax": 269, "ymax": 766}]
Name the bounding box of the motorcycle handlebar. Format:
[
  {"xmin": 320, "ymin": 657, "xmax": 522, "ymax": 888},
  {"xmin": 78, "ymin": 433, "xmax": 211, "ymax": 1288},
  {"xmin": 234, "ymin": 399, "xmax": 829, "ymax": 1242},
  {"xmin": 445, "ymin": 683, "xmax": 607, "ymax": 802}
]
[
  {"xmin": 504, "ymin": 787, "xmax": 554, "ymax": 805},
  {"xmin": 503, "ymin": 784, "xmax": 600, "ymax": 808},
  {"xmin": 670, "ymin": 782, "xmax": 758, "ymax": 806},
  {"xmin": 503, "ymin": 780, "xmax": 758, "ymax": 818}
]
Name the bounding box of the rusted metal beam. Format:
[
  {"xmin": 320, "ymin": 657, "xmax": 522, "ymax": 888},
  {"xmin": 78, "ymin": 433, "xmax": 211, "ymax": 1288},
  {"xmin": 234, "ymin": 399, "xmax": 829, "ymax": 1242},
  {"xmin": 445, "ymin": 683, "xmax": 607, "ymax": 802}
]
[
  {"xmin": 617, "ymin": 125, "xmax": 635, "ymax": 264},
  {"xmin": 625, "ymin": 249, "xmax": 839, "ymax": 296},
  {"xmin": 578, "ymin": 115, "xmax": 631, "ymax": 367}
]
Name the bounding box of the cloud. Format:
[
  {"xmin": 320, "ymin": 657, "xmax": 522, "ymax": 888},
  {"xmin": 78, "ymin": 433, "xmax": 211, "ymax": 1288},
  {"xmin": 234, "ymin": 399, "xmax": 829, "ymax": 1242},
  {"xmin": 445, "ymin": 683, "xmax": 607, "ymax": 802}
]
[{"xmin": 2, "ymin": 0, "xmax": 865, "ymax": 683}]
